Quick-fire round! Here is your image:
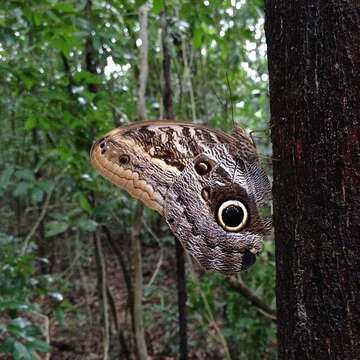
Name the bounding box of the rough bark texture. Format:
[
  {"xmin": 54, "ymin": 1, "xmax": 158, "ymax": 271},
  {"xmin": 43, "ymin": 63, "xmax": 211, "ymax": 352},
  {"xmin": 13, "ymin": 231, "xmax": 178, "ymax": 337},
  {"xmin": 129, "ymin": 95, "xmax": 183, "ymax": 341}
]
[{"xmin": 265, "ymin": 1, "xmax": 360, "ymax": 359}]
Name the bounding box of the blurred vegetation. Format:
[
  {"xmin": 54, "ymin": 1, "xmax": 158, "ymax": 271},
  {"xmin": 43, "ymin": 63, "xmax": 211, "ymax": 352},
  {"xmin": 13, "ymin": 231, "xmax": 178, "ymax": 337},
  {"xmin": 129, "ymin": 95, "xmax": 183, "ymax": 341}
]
[{"xmin": 0, "ymin": 0, "xmax": 275, "ymax": 359}]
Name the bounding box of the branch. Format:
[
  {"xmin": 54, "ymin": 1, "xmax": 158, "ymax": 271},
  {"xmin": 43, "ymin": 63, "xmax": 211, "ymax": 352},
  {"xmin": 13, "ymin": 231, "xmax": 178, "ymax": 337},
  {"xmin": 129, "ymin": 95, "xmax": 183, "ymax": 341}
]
[
  {"xmin": 180, "ymin": 31, "xmax": 197, "ymax": 122},
  {"xmin": 21, "ymin": 169, "xmax": 66, "ymax": 255},
  {"xmin": 107, "ymin": 286, "xmax": 130, "ymax": 360},
  {"xmin": 94, "ymin": 233, "xmax": 110, "ymax": 360},
  {"xmin": 131, "ymin": 203, "xmax": 148, "ymax": 360},
  {"xmin": 226, "ymin": 276, "xmax": 277, "ymax": 322},
  {"xmin": 101, "ymin": 225, "xmax": 134, "ymax": 322},
  {"xmin": 21, "ymin": 188, "xmax": 52, "ymax": 255},
  {"xmin": 142, "ymin": 219, "xmax": 164, "ymax": 290}
]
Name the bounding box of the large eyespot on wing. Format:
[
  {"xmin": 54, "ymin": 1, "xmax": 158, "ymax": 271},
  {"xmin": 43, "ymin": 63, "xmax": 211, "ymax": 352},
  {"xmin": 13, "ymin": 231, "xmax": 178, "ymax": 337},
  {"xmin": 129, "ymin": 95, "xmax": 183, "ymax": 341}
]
[
  {"xmin": 164, "ymin": 144, "xmax": 266, "ymax": 274},
  {"xmin": 217, "ymin": 200, "xmax": 248, "ymax": 232}
]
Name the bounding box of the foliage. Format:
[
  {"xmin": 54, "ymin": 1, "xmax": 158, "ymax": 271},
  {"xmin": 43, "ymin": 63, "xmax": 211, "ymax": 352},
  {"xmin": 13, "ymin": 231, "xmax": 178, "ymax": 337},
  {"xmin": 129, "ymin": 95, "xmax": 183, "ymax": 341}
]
[
  {"xmin": 0, "ymin": 233, "xmax": 57, "ymax": 359},
  {"xmin": 187, "ymin": 240, "xmax": 276, "ymax": 359},
  {"xmin": 0, "ymin": 0, "xmax": 275, "ymax": 358}
]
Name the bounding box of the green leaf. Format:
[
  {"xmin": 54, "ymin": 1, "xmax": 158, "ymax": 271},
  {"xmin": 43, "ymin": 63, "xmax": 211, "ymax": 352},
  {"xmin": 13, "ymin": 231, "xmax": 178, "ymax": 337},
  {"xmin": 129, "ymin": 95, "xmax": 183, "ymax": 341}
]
[
  {"xmin": 54, "ymin": 308, "xmax": 65, "ymax": 326},
  {"xmin": 0, "ymin": 300, "xmax": 29, "ymax": 312},
  {"xmin": 31, "ymin": 188, "xmax": 44, "ymax": 204},
  {"xmin": 16, "ymin": 169, "xmax": 35, "ymax": 181},
  {"xmin": 20, "ymin": 75, "xmax": 35, "ymax": 90},
  {"xmin": 13, "ymin": 182, "xmax": 30, "ymax": 197},
  {"xmin": 45, "ymin": 221, "xmax": 68, "ymax": 237},
  {"xmin": 10, "ymin": 317, "xmax": 31, "ymax": 330},
  {"xmin": 79, "ymin": 193, "xmax": 92, "ymax": 214},
  {"xmin": 0, "ymin": 165, "xmax": 14, "ymax": 191},
  {"xmin": 73, "ymin": 70, "xmax": 103, "ymax": 85},
  {"xmin": 77, "ymin": 218, "xmax": 97, "ymax": 232},
  {"xmin": 32, "ymin": 12, "xmax": 42, "ymax": 27},
  {"xmin": 0, "ymin": 336, "xmax": 15, "ymax": 354},
  {"xmin": 23, "ymin": 6, "xmax": 43, "ymax": 27},
  {"xmin": 153, "ymin": 0, "xmax": 164, "ymax": 14},
  {"xmin": 0, "ymin": 10, "xmax": 5, "ymax": 26},
  {"xmin": 135, "ymin": 0, "xmax": 147, "ymax": 8},
  {"xmin": 14, "ymin": 341, "xmax": 33, "ymax": 360},
  {"xmin": 53, "ymin": 3, "xmax": 76, "ymax": 13},
  {"xmin": 193, "ymin": 26, "xmax": 203, "ymax": 48},
  {"xmin": 24, "ymin": 116, "xmax": 37, "ymax": 130},
  {"xmin": 51, "ymin": 34, "xmax": 80, "ymax": 55},
  {"xmin": 28, "ymin": 339, "xmax": 51, "ymax": 353}
]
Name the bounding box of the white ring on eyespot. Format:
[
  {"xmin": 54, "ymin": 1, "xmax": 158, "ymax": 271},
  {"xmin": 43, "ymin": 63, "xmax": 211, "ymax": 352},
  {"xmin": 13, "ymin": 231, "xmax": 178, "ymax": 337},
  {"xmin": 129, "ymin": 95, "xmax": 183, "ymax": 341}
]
[{"xmin": 217, "ymin": 200, "xmax": 248, "ymax": 232}]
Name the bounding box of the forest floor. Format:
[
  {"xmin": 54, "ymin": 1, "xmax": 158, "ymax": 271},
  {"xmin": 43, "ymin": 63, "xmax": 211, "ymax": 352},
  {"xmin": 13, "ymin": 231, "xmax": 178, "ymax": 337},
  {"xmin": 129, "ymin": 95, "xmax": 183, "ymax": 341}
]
[
  {"xmin": 0, "ymin": 237, "xmax": 276, "ymax": 360},
  {"xmin": 47, "ymin": 241, "xmax": 226, "ymax": 360}
]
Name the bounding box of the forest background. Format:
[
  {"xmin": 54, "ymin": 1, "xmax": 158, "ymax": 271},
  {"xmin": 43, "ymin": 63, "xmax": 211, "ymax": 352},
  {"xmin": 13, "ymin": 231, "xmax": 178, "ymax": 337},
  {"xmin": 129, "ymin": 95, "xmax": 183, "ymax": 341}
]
[{"xmin": 0, "ymin": 0, "xmax": 276, "ymax": 359}]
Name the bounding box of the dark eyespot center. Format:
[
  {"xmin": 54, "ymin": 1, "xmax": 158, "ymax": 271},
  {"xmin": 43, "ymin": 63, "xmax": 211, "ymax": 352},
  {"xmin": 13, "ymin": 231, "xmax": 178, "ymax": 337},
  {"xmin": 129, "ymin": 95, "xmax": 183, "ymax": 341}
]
[
  {"xmin": 222, "ymin": 205, "xmax": 244, "ymax": 227},
  {"xmin": 119, "ymin": 154, "xmax": 130, "ymax": 165},
  {"xmin": 217, "ymin": 200, "xmax": 248, "ymax": 231},
  {"xmin": 195, "ymin": 161, "xmax": 211, "ymax": 175}
]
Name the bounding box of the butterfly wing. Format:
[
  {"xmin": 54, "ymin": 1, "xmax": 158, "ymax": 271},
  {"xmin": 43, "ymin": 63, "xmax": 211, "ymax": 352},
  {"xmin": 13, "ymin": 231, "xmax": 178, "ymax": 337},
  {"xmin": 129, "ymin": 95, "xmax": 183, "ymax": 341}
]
[
  {"xmin": 164, "ymin": 144, "xmax": 270, "ymax": 274},
  {"xmin": 90, "ymin": 121, "xmax": 271, "ymax": 274}
]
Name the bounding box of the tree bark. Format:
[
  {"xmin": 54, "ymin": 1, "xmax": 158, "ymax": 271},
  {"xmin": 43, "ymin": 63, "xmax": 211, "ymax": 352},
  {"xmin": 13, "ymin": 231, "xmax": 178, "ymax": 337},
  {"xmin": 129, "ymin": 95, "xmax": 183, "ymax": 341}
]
[{"xmin": 265, "ymin": 2, "xmax": 360, "ymax": 359}]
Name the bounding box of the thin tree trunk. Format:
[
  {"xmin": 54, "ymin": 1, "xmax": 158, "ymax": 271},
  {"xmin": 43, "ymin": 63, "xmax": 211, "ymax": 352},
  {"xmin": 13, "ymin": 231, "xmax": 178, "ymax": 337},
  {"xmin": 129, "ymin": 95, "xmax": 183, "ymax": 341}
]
[
  {"xmin": 102, "ymin": 225, "xmax": 134, "ymax": 329},
  {"xmin": 137, "ymin": 4, "xmax": 149, "ymax": 121},
  {"xmin": 180, "ymin": 33, "xmax": 197, "ymax": 122},
  {"xmin": 131, "ymin": 203, "xmax": 147, "ymax": 360},
  {"xmin": 175, "ymin": 237, "xmax": 188, "ymax": 360},
  {"xmin": 131, "ymin": 5, "xmax": 150, "ymax": 360},
  {"xmin": 94, "ymin": 233, "xmax": 110, "ymax": 360},
  {"xmin": 107, "ymin": 286, "xmax": 130, "ymax": 360},
  {"xmin": 85, "ymin": 0, "xmax": 100, "ymax": 93},
  {"xmin": 265, "ymin": 1, "xmax": 360, "ymax": 359},
  {"xmin": 160, "ymin": 10, "xmax": 188, "ymax": 360},
  {"xmin": 85, "ymin": 2, "xmax": 110, "ymax": 358},
  {"xmin": 160, "ymin": 10, "xmax": 174, "ymax": 120}
]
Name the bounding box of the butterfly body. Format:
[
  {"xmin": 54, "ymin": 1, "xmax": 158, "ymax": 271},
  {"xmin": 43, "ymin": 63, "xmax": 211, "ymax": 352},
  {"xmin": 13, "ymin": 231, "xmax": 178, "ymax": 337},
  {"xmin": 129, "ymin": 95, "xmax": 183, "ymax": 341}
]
[{"xmin": 91, "ymin": 121, "xmax": 271, "ymax": 274}]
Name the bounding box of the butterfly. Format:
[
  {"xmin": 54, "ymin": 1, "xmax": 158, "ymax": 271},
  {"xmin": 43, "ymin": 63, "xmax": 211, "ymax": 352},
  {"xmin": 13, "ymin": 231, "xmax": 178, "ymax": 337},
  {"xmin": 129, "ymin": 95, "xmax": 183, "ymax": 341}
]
[{"xmin": 90, "ymin": 121, "xmax": 271, "ymax": 275}]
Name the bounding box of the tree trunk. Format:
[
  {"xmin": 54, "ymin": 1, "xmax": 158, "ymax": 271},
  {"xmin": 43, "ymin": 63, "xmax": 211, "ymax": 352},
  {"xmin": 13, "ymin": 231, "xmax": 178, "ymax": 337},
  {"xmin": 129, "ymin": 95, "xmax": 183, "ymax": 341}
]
[
  {"xmin": 131, "ymin": 5, "xmax": 150, "ymax": 360},
  {"xmin": 265, "ymin": 2, "xmax": 360, "ymax": 359},
  {"xmin": 160, "ymin": 10, "xmax": 188, "ymax": 360}
]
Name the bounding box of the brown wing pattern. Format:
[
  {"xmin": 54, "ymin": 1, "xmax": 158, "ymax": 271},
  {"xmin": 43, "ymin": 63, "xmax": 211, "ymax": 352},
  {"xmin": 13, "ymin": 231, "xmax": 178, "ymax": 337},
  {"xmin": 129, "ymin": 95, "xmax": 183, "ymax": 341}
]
[{"xmin": 90, "ymin": 121, "xmax": 271, "ymax": 273}]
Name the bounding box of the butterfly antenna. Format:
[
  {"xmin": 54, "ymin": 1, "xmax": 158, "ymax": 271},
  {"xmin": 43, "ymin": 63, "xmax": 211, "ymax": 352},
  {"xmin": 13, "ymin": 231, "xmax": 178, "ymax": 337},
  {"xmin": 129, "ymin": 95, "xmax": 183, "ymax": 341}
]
[{"xmin": 226, "ymin": 72, "xmax": 235, "ymax": 128}]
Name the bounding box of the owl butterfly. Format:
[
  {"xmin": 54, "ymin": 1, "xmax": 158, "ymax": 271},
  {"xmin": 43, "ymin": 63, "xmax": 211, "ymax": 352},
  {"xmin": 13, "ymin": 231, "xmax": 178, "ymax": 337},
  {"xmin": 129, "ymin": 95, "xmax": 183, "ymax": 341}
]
[{"xmin": 90, "ymin": 121, "xmax": 271, "ymax": 275}]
